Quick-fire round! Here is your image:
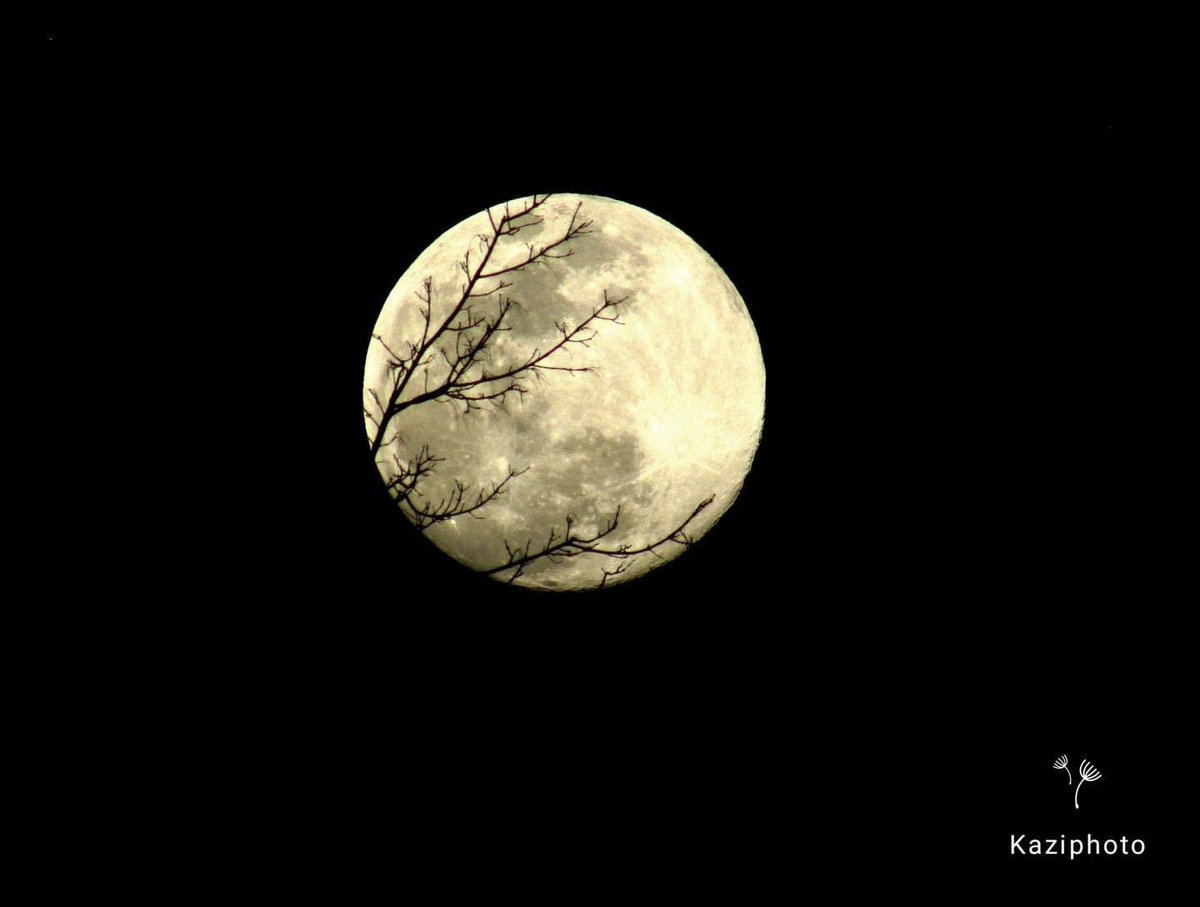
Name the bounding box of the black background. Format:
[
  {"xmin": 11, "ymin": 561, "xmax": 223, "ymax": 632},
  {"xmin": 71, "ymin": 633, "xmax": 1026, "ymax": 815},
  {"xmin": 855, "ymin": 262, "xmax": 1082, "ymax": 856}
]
[{"xmin": 32, "ymin": 21, "xmax": 1188, "ymax": 897}]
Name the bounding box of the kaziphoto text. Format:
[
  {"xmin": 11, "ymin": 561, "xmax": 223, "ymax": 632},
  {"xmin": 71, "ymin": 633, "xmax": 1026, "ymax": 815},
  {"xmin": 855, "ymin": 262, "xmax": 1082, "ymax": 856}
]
[{"xmin": 1010, "ymin": 835, "xmax": 1145, "ymax": 860}]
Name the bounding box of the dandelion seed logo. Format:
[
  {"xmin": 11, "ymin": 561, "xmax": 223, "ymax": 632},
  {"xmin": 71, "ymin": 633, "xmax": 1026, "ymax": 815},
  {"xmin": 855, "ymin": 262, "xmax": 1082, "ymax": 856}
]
[
  {"xmin": 1051, "ymin": 755, "xmax": 1103, "ymax": 808},
  {"xmin": 1011, "ymin": 754, "xmax": 1141, "ymax": 859},
  {"xmin": 1075, "ymin": 758, "xmax": 1102, "ymax": 810},
  {"xmin": 1052, "ymin": 753, "xmax": 1071, "ymax": 785}
]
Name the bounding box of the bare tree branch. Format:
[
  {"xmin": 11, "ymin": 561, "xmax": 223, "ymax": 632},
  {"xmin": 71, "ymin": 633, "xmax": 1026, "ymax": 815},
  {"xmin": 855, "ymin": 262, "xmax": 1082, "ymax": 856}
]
[
  {"xmin": 383, "ymin": 445, "xmax": 443, "ymax": 507},
  {"xmin": 398, "ymin": 290, "xmax": 628, "ymax": 412},
  {"xmin": 367, "ymin": 194, "xmax": 564, "ymax": 456},
  {"xmin": 465, "ymin": 278, "xmax": 514, "ymax": 300},
  {"xmin": 482, "ymin": 496, "xmax": 715, "ymax": 586},
  {"xmin": 477, "ymin": 202, "xmax": 592, "ymax": 279},
  {"xmin": 404, "ymin": 465, "xmax": 530, "ymax": 531},
  {"xmin": 598, "ymin": 560, "xmax": 632, "ymax": 589},
  {"xmin": 366, "ymin": 196, "xmax": 706, "ymax": 588}
]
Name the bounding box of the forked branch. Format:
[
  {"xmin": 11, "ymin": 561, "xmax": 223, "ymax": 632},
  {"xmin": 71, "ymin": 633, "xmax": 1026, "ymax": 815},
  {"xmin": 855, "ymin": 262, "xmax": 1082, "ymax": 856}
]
[
  {"xmin": 368, "ymin": 194, "xmax": 599, "ymax": 455},
  {"xmin": 366, "ymin": 196, "xmax": 694, "ymax": 587},
  {"xmin": 404, "ymin": 465, "xmax": 529, "ymax": 531},
  {"xmin": 483, "ymin": 495, "xmax": 715, "ymax": 586},
  {"xmin": 401, "ymin": 290, "xmax": 629, "ymax": 414}
]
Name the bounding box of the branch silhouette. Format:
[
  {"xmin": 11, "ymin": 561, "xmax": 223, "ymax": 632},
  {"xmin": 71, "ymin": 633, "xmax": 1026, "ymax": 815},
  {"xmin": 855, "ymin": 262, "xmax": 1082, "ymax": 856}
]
[
  {"xmin": 366, "ymin": 196, "xmax": 716, "ymax": 587},
  {"xmin": 364, "ymin": 195, "xmax": 623, "ymax": 534},
  {"xmin": 366, "ymin": 194, "xmax": 600, "ymax": 456},
  {"xmin": 367, "ymin": 196, "xmax": 711, "ymax": 587},
  {"xmin": 482, "ymin": 495, "xmax": 716, "ymax": 585}
]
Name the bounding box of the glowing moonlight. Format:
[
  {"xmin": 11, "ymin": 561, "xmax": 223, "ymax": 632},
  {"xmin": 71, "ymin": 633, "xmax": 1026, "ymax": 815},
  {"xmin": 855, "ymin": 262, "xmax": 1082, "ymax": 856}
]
[{"xmin": 363, "ymin": 194, "xmax": 765, "ymax": 590}]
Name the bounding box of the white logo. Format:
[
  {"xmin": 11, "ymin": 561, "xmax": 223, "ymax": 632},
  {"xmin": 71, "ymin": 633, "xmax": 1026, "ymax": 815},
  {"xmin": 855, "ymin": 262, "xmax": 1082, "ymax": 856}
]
[
  {"xmin": 1051, "ymin": 755, "xmax": 1103, "ymax": 809},
  {"xmin": 1052, "ymin": 753, "xmax": 1071, "ymax": 785},
  {"xmin": 1009, "ymin": 755, "xmax": 1141, "ymax": 860},
  {"xmin": 1076, "ymin": 758, "xmax": 1103, "ymax": 810}
]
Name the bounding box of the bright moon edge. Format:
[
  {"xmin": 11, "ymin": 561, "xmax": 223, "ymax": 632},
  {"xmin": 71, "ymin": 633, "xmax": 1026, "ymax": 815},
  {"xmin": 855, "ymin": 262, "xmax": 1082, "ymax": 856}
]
[{"xmin": 363, "ymin": 194, "xmax": 766, "ymax": 591}]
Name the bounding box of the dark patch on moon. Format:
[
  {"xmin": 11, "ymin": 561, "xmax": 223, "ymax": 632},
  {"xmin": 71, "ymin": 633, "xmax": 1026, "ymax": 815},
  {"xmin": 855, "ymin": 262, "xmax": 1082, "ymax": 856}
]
[
  {"xmin": 508, "ymin": 424, "xmax": 647, "ymax": 536},
  {"xmin": 493, "ymin": 227, "xmax": 653, "ymax": 357},
  {"xmin": 491, "ymin": 260, "xmax": 570, "ymax": 350}
]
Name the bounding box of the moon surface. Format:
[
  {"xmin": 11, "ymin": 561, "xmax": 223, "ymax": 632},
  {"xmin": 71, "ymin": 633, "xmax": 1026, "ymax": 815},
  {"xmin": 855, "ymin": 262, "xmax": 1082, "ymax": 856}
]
[{"xmin": 363, "ymin": 194, "xmax": 765, "ymax": 590}]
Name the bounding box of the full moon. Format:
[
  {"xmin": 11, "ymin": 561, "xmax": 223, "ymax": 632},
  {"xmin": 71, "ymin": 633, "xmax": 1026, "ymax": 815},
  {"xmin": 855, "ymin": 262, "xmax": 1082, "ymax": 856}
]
[{"xmin": 363, "ymin": 194, "xmax": 765, "ymax": 590}]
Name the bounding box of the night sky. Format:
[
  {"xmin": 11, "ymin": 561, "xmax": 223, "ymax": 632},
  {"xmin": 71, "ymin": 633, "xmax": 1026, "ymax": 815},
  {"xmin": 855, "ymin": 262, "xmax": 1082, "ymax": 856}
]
[{"xmin": 29, "ymin": 22, "xmax": 1184, "ymax": 896}]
